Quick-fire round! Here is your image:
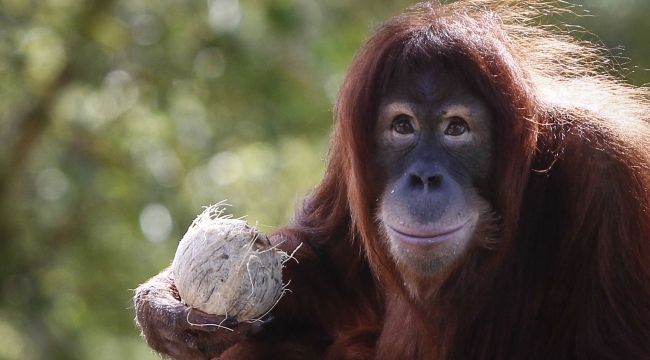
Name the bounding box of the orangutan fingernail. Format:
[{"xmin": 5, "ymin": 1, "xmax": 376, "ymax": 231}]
[
  {"xmin": 261, "ymin": 314, "xmax": 274, "ymax": 327},
  {"xmin": 220, "ymin": 317, "xmax": 239, "ymax": 328}
]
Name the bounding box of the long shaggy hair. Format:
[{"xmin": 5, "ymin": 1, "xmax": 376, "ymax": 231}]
[{"xmin": 277, "ymin": 1, "xmax": 650, "ymax": 358}]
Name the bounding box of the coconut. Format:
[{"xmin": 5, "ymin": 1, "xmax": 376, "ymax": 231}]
[{"xmin": 171, "ymin": 205, "xmax": 285, "ymax": 321}]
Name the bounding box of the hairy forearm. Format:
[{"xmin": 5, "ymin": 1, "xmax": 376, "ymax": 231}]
[{"xmin": 268, "ymin": 231, "xmax": 376, "ymax": 333}]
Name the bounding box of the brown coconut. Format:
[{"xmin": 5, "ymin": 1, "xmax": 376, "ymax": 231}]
[{"xmin": 171, "ymin": 205, "xmax": 285, "ymax": 321}]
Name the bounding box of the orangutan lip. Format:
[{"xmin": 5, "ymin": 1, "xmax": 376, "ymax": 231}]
[{"xmin": 387, "ymin": 220, "xmax": 470, "ymax": 246}]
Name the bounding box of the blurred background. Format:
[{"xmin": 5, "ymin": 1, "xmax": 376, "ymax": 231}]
[{"xmin": 0, "ymin": 0, "xmax": 647, "ymax": 358}]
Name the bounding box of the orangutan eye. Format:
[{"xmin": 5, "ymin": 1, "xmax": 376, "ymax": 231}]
[
  {"xmin": 392, "ymin": 115, "xmax": 415, "ymax": 135},
  {"xmin": 444, "ymin": 117, "xmax": 469, "ymax": 136}
]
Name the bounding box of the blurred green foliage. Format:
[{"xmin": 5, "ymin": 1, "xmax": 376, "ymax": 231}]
[{"xmin": 0, "ymin": 0, "xmax": 647, "ymax": 359}]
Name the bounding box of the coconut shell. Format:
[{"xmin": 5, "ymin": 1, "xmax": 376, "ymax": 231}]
[{"xmin": 172, "ymin": 208, "xmax": 284, "ymax": 321}]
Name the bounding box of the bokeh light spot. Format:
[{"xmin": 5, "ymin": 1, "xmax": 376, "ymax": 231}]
[
  {"xmin": 145, "ymin": 146, "xmax": 185, "ymax": 188},
  {"xmin": 208, "ymin": 0, "xmax": 241, "ymax": 32},
  {"xmin": 19, "ymin": 27, "xmax": 67, "ymax": 87},
  {"xmin": 208, "ymin": 151, "xmax": 243, "ymax": 185},
  {"xmin": 35, "ymin": 168, "xmax": 69, "ymax": 201},
  {"xmin": 139, "ymin": 203, "xmax": 173, "ymax": 243},
  {"xmin": 0, "ymin": 320, "xmax": 26, "ymax": 359}
]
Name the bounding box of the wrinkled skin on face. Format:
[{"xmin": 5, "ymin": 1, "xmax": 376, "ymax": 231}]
[{"xmin": 375, "ymin": 68, "xmax": 495, "ymax": 278}]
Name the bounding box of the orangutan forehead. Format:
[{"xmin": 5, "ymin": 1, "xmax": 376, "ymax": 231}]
[{"xmin": 381, "ymin": 67, "xmax": 475, "ymax": 107}]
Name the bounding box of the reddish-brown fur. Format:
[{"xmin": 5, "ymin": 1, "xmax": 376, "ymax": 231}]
[{"xmin": 136, "ymin": 1, "xmax": 650, "ymax": 359}]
